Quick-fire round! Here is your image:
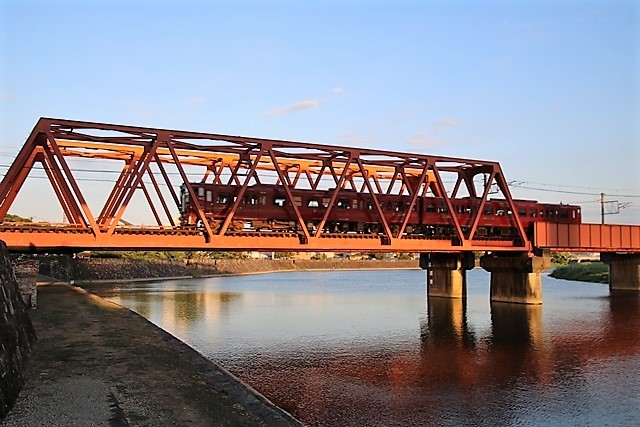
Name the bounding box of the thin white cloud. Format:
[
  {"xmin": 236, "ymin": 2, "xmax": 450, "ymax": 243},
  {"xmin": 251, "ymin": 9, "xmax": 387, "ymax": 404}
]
[
  {"xmin": 409, "ymin": 132, "xmax": 448, "ymax": 147},
  {"xmin": 263, "ymin": 99, "xmax": 321, "ymax": 117},
  {"xmin": 410, "ymin": 117, "xmax": 464, "ymax": 147},
  {"xmin": 331, "ymin": 87, "xmax": 345, "ymax": 94},
  {"xmin": 435, "ymin": 117, "xmax": 463, "ymax": 130}
]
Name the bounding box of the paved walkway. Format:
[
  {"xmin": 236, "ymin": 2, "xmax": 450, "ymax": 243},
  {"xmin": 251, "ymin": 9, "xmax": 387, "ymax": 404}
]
[{"xmin": 1, "ymin": 281, "xmax": 301, "ymax": 427}]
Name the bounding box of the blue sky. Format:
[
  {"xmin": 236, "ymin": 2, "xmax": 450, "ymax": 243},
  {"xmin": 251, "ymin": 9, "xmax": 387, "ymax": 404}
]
[{"xmin": 0, "ymin": 0, "xmax": 638, "ymax": 224}]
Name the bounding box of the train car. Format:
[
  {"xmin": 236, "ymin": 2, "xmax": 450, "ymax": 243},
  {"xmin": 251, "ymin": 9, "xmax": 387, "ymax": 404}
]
[{"xmin": 179, "ymin": 183, "xmax": 581, "ymax": 239}]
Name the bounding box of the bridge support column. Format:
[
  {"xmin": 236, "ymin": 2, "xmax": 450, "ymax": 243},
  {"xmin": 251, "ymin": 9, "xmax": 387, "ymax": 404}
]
[
  {"xmin": 480, "ymin": 252, "xmax": 550, "ymax": 305},
  {"xmin": 601, "ymin": 253, "xmax": 640, "ymax": 292},
  {"xmin": 420, "ymin": 252, "xmax": 475, "ymax": 299}
]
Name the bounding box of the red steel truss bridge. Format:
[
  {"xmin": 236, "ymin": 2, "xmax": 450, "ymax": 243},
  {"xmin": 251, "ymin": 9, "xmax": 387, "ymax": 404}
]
[{"xmin": 0, "ymin": 118, "xmax": 638, "ymax": 253}]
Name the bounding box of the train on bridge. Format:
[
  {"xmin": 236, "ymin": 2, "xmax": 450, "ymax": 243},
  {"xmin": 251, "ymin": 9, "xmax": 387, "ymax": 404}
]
[{"xmin": 180, "ymin": 182, "xmax": 582, "ymax": 240}]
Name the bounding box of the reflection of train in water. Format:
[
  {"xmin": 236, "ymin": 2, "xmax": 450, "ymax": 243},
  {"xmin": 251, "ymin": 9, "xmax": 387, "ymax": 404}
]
[{"xmin": 180, "ymin": 183, "xmax": 582, "ymax": 239}]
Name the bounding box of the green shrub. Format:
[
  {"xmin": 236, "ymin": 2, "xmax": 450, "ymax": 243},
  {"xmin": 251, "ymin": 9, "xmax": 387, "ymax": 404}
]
[{"xmin": 550, "ymin": 262, "xmax": 608, "ymax": 284}]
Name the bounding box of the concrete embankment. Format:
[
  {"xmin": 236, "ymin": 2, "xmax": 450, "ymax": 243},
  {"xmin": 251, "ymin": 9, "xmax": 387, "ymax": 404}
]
[
  {"xmin": 38, "ymin": 257, "xmax": 419, "ymax": 283},
  {"xmin": 2, "ymin": 279, "xmax": 302, "ymax": 426}
]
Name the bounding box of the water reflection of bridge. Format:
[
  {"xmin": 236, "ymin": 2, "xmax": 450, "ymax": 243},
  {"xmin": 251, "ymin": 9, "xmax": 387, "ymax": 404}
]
[{"xmin": 420, "ymin": 295, "xmax": 640, "ymax": 386}]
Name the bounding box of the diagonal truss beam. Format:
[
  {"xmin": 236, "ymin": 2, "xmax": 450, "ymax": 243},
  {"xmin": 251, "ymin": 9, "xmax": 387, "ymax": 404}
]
[{"xmin": 0, "ymin": 117, "xmax": 536, "ymax": 252}]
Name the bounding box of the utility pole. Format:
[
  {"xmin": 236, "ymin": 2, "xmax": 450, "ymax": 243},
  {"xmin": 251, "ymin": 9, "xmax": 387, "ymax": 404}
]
[{"xmin": 601, "ymin": 192, "xmax": 605, "ymax": 225}]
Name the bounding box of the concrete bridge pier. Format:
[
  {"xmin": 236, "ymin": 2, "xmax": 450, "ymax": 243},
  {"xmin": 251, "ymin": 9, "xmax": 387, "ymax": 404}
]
[
  {"xmin": 480, "ymin": 252, "xmax": 551, "ymax": 305},
  {"xmin": 601, "ymin": 253, "xmax": 640, "ymax": 292},
  {"xmin": 420, "ymin": 252, "xmax": 475, "ymax": 299}
]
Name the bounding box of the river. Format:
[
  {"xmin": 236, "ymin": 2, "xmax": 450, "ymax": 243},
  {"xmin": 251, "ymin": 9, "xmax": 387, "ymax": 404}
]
[{"xmin": 91, "ymin": 269, "xmax": 640, "ymax": 426}]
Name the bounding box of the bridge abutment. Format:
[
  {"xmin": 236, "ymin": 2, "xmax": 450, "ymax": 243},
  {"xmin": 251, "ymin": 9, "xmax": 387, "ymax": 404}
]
[
  {"xmin": 480, "ymin": 252, "xmax": 551, "ymax": 305},
  {"xmin": 420, "ymin": 252, "xmax": 475, "ymax": 299},
  {"xmin": 601, "ymin": 253, "xmax": 640, "ymax": 292}
]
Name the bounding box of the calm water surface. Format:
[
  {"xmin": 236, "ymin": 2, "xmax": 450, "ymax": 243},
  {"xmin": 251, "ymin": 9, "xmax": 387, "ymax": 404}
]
[{"xmin": 92, "ymin": 269, "xmax": 640, "ymax": 426}]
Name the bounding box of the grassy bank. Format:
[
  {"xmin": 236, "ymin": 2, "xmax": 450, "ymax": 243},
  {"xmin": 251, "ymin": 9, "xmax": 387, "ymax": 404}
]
[{"xmin": 550, "ymin": 262, "xmax": 609, "ymax": 284}]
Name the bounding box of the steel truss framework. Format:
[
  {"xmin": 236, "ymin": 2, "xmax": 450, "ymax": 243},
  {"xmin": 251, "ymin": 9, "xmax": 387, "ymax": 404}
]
[{"xmin": 0, "ymin": 118, "xmax": 536, "ymax": 252}]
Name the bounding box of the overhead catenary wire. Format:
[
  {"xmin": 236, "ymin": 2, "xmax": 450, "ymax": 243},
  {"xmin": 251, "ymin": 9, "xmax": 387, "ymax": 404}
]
[{"xmin": 0, "ymin": 164, "xmax": 639, "ymax": 199}]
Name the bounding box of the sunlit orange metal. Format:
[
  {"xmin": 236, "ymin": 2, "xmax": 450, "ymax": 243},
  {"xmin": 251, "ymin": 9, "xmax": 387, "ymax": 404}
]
[
  {"xmin": 0, "ymin": 117, "xmax": 538, "ymax": 252},
  {"xmin": 534, "ymin": 223, "xmax": 640, "ymax": 252}
]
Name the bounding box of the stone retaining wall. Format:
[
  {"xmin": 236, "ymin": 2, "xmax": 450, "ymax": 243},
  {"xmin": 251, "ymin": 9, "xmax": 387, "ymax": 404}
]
[
  {"xmin": 38, "ymin": 256, "xmax": 419, "ymax": 282},
  {"xmin": 0, "ymin": 241, "xmax": 36, "ymax": 419},
  {"xmin": 12, "ymin": 260, "xmax": 38, "ymax": 309}
]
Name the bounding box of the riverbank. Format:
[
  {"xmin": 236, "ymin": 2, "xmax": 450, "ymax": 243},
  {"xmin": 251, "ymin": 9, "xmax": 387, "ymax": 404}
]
[
  {"xmin": 1, "ymin": 279, "xmax": 301, "ymax": 426},
  {"xmin": 549, "ymin": 262, "xmax": 609, "ymax": 284},
  {"xmin": 38, "ymin": 257, "xmax": 419, "ymax": 283}
]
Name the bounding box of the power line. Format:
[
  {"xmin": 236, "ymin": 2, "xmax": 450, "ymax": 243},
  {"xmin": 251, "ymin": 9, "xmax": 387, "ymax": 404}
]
[
  {"xmin": 1, "ymin": 164, "xmax": 639, "ymax": 199},
  {"xmin": 509, "ymin": 183, "xmax": 640, "ymax": 198}
]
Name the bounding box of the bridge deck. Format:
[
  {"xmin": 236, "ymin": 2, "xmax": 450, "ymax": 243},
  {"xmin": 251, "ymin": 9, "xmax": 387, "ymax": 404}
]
[
  {"xmin": 2, "ymin": 222, "xmax": 639, "ymax": 253},
  {"xmin": 0, "ymin": 223, "xmax": 529, "ymax": 252}
]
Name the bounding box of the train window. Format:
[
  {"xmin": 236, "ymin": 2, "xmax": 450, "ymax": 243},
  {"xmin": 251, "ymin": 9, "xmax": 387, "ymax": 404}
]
[
  {"xmin": 465, "ymin": 206, "xmax": 473, "ymax": 214},
  {"xmin": 496, "ymin": 209, "xmax": 505, "ymax": 216},
  {"xmin": 426, "ymin": 204, "xmax": 436, "ymax": 213},
  {"xmin": 243, "ymin": 195, "xmax": 259, "ymax": 205},
  {"xmin": 366, "ymin": 201, "xmax": 374, "ymax": 210},
  {"xmin": 485, "ymin": 206, "xmax": 493, "ymax": 215},
  {"xmin": 518, "ymin": 209, "xmax": 526, "ymax": 216},
  {"xmin": 438, "ymin": 205, "xmax": 447, "ymax": 213},
  {"xmin": 411, "ymin": 203, "xmax": 417, "ymax": 212},
  {"xmin": 387, "ymin": 202, "xmax": 393, "ymax": 211},
  {"xmin": 395, "ymin": 202, "xmax": 403, "ymax": 212},
  {"xmin": 294, "ymin": 196, "xmax": 302, "ymax": 207},
  {"xmin": 529, "ymin": 210, "xmax": 537, "ymax": 217},
  {"xmin": 180, "ymin": 188, "xmax": 189, "ymax": 213},
  {"xmin": 379, "ymin": 202, "xmax": 385, "ymax": 211},
  {"xmin": 337, "ymin": 199, "xmax": 350, "ymax": 209},
  {"xmin": 260, "ymin": 196, "xmax": 267, "ymax": 205},
  {"xmin": 353, "ymin": 200, "xmax": 359, "ymax": 210},
  {"xmin": 560, "ymin": 210, "xmax": 569, "ymax": 218},
  {"xmin": 217, "ymin": 194, "xmax": 229, "ymax": 204},
  {"xmin": 322, "ymin": 198, "xmax": 330, "ymax": 208},
  {"xmin": 572, "ymin": 210, "xmax": 576, "ymax": 219},
  {"xmin": 198, "ymin": 187, "xmax": 205, "ymax": 198},
  {"xmin": 507, "ymin": 209, "xmax": 513, "ymax": 215},
  {"xmin": 539, "ymin": 210, "xmax": 544, "ymax": 217},
  {"xmin": 274, "ymin": 197, "xmax": 286, "ymax": 207},
  {"xmin": 206, "ymin": 191, "xmax": 212, "ymax": 203},
  {"xmin": 307, "ymin": 199, "xmax": 320, "ymax": 208}
]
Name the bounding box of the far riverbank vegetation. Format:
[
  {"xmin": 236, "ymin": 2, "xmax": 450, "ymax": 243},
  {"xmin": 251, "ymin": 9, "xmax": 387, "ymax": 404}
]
[{"xmin": 549, "ymin": 252, "xmax": 608, "ymax": 284}]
